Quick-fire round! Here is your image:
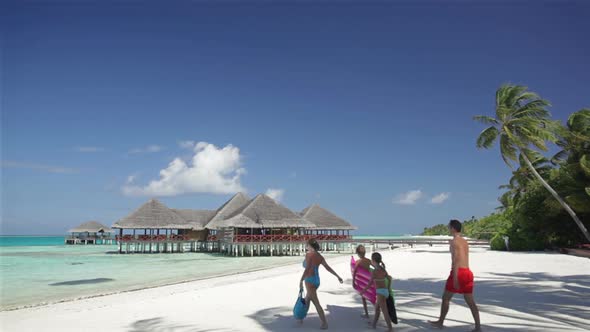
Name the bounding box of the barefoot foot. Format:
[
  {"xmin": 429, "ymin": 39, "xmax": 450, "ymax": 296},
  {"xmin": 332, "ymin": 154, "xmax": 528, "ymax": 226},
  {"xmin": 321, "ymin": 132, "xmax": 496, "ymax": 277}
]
[{"xmin": 428, "ymin": 320, "xmax": 444, "ymax": 329}]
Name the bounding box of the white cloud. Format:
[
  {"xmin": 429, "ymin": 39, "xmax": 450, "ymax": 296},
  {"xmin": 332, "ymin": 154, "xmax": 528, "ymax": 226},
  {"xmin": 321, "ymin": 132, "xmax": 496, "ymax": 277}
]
[
  {"xmin": 128, "ymin": 145, "xmax": 164, "ymax": 154},
  {"xmin": 265, "ymin": 188, "xmax": 285, "ymax": 202},
  {"xmin": 122, "ymin": 142, "xmax": 246, "ymax": 196},
  {"xmin": 431, "ymin": 192, "xmax": 451, "ymax": 204},
  {"xmin": 393, "ymin": 189, "xmax": 423, "ymax": 205},
  {"xmin": 75, "ymin": 146, "xmax": 105, "ymax": 153},
  {"xmin": 1, "ymin": 161, "xmax": 78, "ymax": 174}
]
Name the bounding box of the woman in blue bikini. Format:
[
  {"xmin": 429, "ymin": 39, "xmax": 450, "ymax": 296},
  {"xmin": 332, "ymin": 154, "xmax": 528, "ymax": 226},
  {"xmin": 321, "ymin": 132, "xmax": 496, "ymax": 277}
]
[
  {"xmin": 360, "ymin": 252, "xmax": 393, "ymax": 331},
  {"xmin": 299, "ymin": 238, "xmax": 343, "ymax": 329}
]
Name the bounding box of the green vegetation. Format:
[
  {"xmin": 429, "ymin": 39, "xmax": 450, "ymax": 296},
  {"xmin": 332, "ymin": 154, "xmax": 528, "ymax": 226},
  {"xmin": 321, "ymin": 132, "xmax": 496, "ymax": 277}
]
[
  {"xmin": 422, "ymin": 85, "xmax": 590, "ymax": 251},
  {"xmin": 490, "ymin": 234, "xmax": 506, "ymax": 251},
  {"xmin": 421, "ymin": 224, "xmax": 449, "ymax": 236},
  {"xmin": 421, "ymin": 212, "xmax": 511, "ymax": 240}
]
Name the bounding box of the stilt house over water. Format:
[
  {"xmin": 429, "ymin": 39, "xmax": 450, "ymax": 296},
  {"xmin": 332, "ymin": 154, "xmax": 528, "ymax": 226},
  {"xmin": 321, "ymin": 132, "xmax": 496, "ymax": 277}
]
[
  {"xmin": 65, "ymin": 221, "xmax": 114, "ymax": 245},
  {"xmin": 111, "ymin": 192, "xmax": 356, "ymax": 255}
]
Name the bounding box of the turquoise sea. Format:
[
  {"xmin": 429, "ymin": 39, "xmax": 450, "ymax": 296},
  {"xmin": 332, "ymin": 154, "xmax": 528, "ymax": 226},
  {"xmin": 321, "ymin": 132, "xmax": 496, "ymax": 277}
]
[{"xmin": 0, "ymin": 235, "xmax": 410, "ymax": 310}]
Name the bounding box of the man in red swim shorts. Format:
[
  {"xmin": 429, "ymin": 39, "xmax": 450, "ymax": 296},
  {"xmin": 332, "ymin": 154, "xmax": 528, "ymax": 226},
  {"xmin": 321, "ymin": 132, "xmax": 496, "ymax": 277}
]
[{"xmin": 429, "ymin": 219, "xmax": 481, "ymax": 332}]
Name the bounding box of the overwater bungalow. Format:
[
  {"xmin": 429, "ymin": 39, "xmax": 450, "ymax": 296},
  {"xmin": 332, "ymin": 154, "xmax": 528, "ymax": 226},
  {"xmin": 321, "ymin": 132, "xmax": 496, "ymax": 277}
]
[
  {"xmin": 111, "ymin": 192, "xmax": 357, "ymax": 255},
  {"xmin": 111, "ymin": 199, "xmax": 213, "ymax": 253},
  {"xmin": 206, "ymin": 194, "xmax": 318, "ymax": 256},
  {"xmin": 299, "ymin": 204, "xmax": 357, "ymax": 251},
  {"xmin": 65, "ymin": 221, "xmax": 114, "ymax": 245}
]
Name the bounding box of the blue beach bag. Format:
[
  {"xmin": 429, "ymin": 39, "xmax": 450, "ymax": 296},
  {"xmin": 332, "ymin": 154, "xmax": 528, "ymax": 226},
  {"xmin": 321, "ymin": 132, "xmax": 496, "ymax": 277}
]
[{"xmin": 293, "ymin": 288, "xmax": 309, "ymax": 320}]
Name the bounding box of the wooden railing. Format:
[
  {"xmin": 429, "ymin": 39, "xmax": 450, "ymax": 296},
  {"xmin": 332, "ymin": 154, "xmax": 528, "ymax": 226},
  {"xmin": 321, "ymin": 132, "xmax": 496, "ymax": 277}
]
[
  {"xmin": 209, "ymin": 234, "xmax": 352, "ymax": 243},
  {"xmin": 116, "ymin": 235, "xmax": 190, "ymax": 242},
  {"xmin": 66, "ymin": 236, "xmax": 112, "ymax": 240}
]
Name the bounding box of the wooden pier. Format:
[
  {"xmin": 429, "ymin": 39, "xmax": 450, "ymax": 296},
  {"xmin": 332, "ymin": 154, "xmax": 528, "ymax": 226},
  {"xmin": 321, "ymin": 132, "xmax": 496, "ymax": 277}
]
[
  {"xmin": 115, "ymin": 235, "xmax": 490, "ymax": 256},
  {"xmin": 65, "ymin": 236, "xmax": 114, "ymax": 245}
]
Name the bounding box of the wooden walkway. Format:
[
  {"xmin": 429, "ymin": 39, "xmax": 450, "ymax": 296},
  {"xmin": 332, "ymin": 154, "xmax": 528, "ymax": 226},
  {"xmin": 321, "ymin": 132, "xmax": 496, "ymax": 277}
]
[
  {"xmin": 352, "ymin": 238, "xmax": 490, "ymax": 247},
  {"xmin": 114, "ymin": 237, "xmax": 490, "ymax": 255}
]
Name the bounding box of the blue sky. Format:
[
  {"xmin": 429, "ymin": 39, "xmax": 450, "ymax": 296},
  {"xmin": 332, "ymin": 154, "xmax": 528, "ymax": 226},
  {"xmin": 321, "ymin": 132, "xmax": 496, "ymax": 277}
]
[{"xmin": 2, "ymin": 1, "xmax": 589, "ymax": 235}]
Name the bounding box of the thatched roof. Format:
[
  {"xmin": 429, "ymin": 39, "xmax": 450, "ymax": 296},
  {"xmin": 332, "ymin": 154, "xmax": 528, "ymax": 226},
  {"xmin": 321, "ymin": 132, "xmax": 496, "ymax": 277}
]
[
  {"xmin": 300, "ymin": 204, "xmax": 357, "ymax": 230},
  {"xmin": 110, "ymin": 194, "xmax": 355, "ymax": 232},
  {"xmin": 172, "ymin": 209, "xmax": 216, "ymax": 231},
  {"xmin": 112, "ymin": 199, "xmax": 190, "ymax": 229},
  {"xmin": 69, "ymin": 221, "xmax": 113, "ymax": 233},
  {"xmin": 205, "ymin": 192, "xmax": 251, "ymax": 230},
  {"xmin": 215, "ymin": 194, "xmax": 315, "ymax": 229}
]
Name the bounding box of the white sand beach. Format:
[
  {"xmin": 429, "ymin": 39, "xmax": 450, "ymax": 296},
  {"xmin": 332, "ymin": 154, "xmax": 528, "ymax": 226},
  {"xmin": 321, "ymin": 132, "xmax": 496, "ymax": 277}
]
[{"xmin": 1, "ymin": 246, "xmax": 588, "ymax": 332}]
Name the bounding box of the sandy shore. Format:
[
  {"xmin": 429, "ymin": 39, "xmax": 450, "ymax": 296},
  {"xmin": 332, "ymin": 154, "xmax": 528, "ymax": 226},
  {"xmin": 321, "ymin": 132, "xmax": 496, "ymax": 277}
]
[{"xmin": 1, "ymin": 246, "xmax": 589, "ymax": 331}]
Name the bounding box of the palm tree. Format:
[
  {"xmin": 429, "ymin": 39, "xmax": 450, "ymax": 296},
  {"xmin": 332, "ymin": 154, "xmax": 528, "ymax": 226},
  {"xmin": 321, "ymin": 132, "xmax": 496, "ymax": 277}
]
[
  {"xmin": 498, "ymin": 151, "xmax": 552, "ymax": 207},
  {"xmin": 552, "ymin": 109, "xmax": 590, "ymax": 165},
  {"xmin": 474, "ymin": 84, "xmax": 590, "ymax": 242}
]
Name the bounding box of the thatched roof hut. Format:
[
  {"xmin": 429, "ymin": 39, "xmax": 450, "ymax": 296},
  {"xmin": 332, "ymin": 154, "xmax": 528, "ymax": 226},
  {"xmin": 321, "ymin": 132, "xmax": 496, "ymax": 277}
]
[
  {"xmin": 215, "ymin": 194, "xmax": 315, "ymax": 229},
  {"xmin": 68, "ymin": 221, "xmax": 113, "ymax": 233},
  {"xmin": 112, "ymin": 199, "xmax": 190, "ymax": 229},
  {"xmin": 300, "ymin": 204, "xmax": 357, "ymax": 230},
  {"xmin": 172, "ymin": 209, "xmax": 216, "ymax": 231},
  {"xmin": 205, "ymin": 192, "xmax": 251, "ymax": 230}
]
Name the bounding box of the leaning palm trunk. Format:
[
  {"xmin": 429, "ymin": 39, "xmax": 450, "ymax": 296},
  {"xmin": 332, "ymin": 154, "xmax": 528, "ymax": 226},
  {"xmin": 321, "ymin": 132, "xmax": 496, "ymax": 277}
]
[{"xmin": 521, "ymin": 152, "xmax": 590, "ymax": 242}]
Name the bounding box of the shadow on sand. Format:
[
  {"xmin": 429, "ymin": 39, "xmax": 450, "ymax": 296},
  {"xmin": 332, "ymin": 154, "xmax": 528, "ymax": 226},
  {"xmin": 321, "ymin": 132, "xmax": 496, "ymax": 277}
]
[
  {"xmin": 128, "ymin": 317, "xmax": 235, "ymax": 332},
  {"xmin": 249, "ymin": 271, "xmax": 590, "ymax": 331}
]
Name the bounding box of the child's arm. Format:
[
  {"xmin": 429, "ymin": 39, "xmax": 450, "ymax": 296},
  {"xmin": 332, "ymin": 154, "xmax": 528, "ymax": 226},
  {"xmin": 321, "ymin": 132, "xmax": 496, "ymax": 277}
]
[{"xmin": 321, "ymin": 257, "xmax": 343, "ymax": 283}]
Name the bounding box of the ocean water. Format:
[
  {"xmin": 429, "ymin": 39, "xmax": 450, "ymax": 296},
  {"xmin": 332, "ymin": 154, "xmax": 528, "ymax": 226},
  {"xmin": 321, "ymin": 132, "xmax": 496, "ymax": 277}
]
[
  {"xmin": 0, "ymin": 236, "xmax": 308, "ymax": 310},
  {"xmin": 0, "ymin": 236, "xmax": 67, "ymax": 247},
  {"xmin": 0, "ymin": 235, "xmax": 422, "ymax": 310}
]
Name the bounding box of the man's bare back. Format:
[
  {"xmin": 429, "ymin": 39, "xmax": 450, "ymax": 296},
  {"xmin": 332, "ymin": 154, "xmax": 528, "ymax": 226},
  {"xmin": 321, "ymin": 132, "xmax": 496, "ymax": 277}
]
[{"xmin": 450, "ymin": 235, "xmax": 469, "ymax": 269}]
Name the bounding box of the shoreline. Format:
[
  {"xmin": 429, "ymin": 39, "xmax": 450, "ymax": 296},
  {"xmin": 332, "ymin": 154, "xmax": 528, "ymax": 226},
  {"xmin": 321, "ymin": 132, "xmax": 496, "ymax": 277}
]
[
  {"xmin": 1, "ymin": 246, "xmax": 588, "ymax": 331},
  {"xmin": 1, "ymin": 245, "xmax": 427, "ymax": 312},
  {"xmin": 1, "ymin": 254, "xmax": 338, "ymax": 312}
]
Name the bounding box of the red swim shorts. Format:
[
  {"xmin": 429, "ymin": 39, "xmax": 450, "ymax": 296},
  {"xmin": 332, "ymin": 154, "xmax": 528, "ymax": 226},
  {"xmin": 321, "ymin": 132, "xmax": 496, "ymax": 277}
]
[{"xmin": 445, "ymin": 268, "xmax": 474, "ymax": 294}]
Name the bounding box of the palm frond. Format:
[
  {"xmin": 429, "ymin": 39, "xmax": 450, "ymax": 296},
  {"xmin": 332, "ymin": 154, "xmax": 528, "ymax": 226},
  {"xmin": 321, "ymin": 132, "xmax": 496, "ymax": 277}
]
[
  {"xmin": 523, "ymin": 149, "xmax": 546, "ymax": 163},
  {"xmin": 580, "ymin": 154, "xmax": 590, "ymax": 177},
  {"xmin": 495, "ymin": 106, "xmax": 512, "ymax": 122},
  {"xmin": 476, "ymin": 126, "xmax": 499, "ymax": 149},
  {"xmin": 496, "ymin": 84, "xmax": 511, "ymax": 108},
  {"xmin": 515, "ymin": 91, "xmax": 542, "ymax": 105},
  {"xmin": 565, "ymin": 194, "xmax": 590, "ymax": 213},
  {"xmin": 500, "ymin": 134, "xmax": 518, "ymax": 167},
  {"xmin": 513, "ymin": 107, "xmax": 550, "ymax": 120},
  {"xmin": 504, "ymin": 85, "xmax": 528, "ymax": 107},
  {"xmin": 504, "ymin": 126, "xmax": 529, "ymax": 148},
  {"xmin": 473, "ymin": 115, "xmax": 499, "ymax": 125},
  {"xmin": 551, "ymin": 149, "xmax": 569, "ymax": 165},
  {"xmin": 514, "ymin": 98, "xmax": 550, "ymax": 111},
  {"xmin": 568, "ymin": 109, "xmax": 590, "ymax": 132}
]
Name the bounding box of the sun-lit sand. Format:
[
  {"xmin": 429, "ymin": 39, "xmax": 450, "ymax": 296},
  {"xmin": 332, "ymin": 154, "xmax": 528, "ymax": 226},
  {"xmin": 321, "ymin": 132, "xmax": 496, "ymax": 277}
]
[{"xmin": 1, "ymin": 246, "xmax": 588, "ymax": 331}]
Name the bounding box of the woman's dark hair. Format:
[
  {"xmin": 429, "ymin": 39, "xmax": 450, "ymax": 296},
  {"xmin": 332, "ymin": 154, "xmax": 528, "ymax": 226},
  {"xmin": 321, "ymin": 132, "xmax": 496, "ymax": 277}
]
[
  {"xmin": 371, "ymin": 252, "xmax": 386, "ymax": 270},
  {"xmin": 356, "ymin": 245, "xmax": 366, "ymax": 257},
  {"xmin": 449, "ymin": 219, "xmax": 462, "ymax": 232},
  {"xmin": 307, "ymin": 238, "xmax": 320, "ymax": 251}
]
